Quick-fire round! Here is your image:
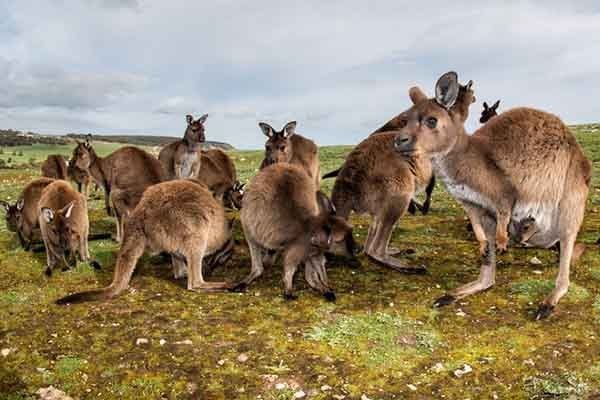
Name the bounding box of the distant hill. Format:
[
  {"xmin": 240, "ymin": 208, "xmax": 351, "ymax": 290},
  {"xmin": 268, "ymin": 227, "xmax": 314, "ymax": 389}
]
[{"xmin": 0, "ymin": 129, "xmax": 235, "ymax": 150}]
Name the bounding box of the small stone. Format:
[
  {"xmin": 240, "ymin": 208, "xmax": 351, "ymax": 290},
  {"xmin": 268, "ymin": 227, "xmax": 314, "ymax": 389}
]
[
  {"xmin": 407, "ymin": 384, "xmax": 417, "ymax": 391},
  {"xmin": 532, "ymin": 270, "xmax": 542, "ymax": 274},
  {"xmin": 275, "ymin": 383, "xmax": 287, "ymax": 390},
  {"xmin": 217, "ymin": 359, "xmax": 226, "ymax": 366},
  {"xmin": 431, "ymin": 362, "xmax": 445, "ymax": 373},
  {"xmin": 136, "ymin": 338, "xmax": 149, "ymax": 345},
  {"xmin": 530, "ymin": 256, "xmax": 542, "ymax": 265},
  {"xmin": 333, "ymin": 396, "xmax": 346, "ymax": 400},
  {"xmin": 361, "ymin": 395, "xmax": 372, "ymax": 400},
  {"xmin": 36, "ymin": 385, "xmax": 73, "ymax": 400},
  {"xmin": 456, "ymin": 309, "xmax": 467, "ymax": 317},
  {"xmin": 453, "ymin": 364, "xmax": 473, "ymax": 378},
  {"xmin": 523, "ymin": 358, "xmax": 535, "ymax": 366},
  {"xmin": 175, "ymin": 339, "xmax": 193, "ymax": 345},
  {"xmin": 159, "ymin": 339, "xmax": 167, "ymax": 346},
  {"xmin": 321, "ymin": 385, "xmax": 332, "ymax": 392},
  {"xmin": 248, "ymin": 330, "xmax": 257, "ymax": 335},
  {"xmin": 1, "ymin": 348, "xmax": 11, "ymax": 357},
  {"xmin": 293, "ymin": 390, "xmax": 306, "ymax": 398},
  {"xmin": 237, "ymin": 353, "xmax": 249, "ymax": 363},
  {"xmin": 36, "ymin": 367, "xmax": 47, "ymax": 373}
]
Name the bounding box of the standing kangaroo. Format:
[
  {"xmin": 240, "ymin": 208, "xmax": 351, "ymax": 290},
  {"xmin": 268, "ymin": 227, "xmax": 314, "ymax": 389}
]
[
  {"xmin": 70, "ymin": 140, "xmax": 166, "ymax": 242},
  {"xmin": 259, "ymin": 121, "xmax": 320, "ymax": 187},
  {"xmin": 41, "ymin": 155, "xmax": 68, "ymax": 180},
  {"xmin": 393, "ymin": 71, "xmax": 591, "ymax": 319},
  {"xmin": 1, "ymin": 177, "xmax": 55, "ymax": 249},
  {"xmin": 159, "ymin": 114, "xmax": 207, "ymax": 179},
  {"xmin": 197, "ymin": 148, "xmax": 244, "ymax": 209},
  {"xmin": 67, "ymin": 153, "xmax": 92, "ymax": 197},
  {"xmin": 232, "ymin": 163, "xmax": 356, "ymax": 300},
  {"xmin": 38, "ymin": 180, "xmax": 96, "ymax": 276},
  {"xmin": 56, "ymin": 179, "xmax": 234, "ymax": 304}
]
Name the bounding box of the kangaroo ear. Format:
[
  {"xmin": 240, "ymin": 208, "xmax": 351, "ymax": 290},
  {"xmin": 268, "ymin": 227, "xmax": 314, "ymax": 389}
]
[
  {"xmin": 409, "ymin": 87, "xmax": 428, "ymax": 105},
  {"xmin": 316, "ymin": 191, "xmax": 336, "ymax": 215},
  {"xmin": 465, "ymin": 80, "xmax": 473, "ymax": 90},
  {"xmin": 1, "ymin": 200, "xmax": 9, "ymax": 212},
  {"xmin": 329, "ymin": 217, "xmax": 352, "ymax": 242},
  {"xmin": 186, "ymin": 114, "xmax": 194, "ymax": 124},
  {"xmin": 41, "ymin": 207, "xmax": 54, "ymax": 223},
  {"xmin": 16, "ymin": 199, "xmax": 24, "ymax": 211},
  {"xmin": 435, "ymin": 71, "xmax": 459, "ymax": 109},
  {"xmin": 483, "ymin": 102, "xmax": 489, "ymax": 110},
  {"xmin": 492, "ymin": 100, "xmax": 500, "ymax": 110},
  {"xmin": 259, "ymin": 122, "xmax": 274, "ymax": 138},
  {"xmin": 197, "ymin": 113, "xmax": 209, "ymax": 124},
  {"xmin": 283, "ymin": 121, "xmax": 296, "ymax": 138},
  {"xmin": 62, "ymin": 201, "xmax": 75, "ymax": 219}
]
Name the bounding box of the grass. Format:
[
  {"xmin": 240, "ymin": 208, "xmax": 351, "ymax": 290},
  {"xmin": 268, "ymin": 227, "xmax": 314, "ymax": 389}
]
[{"xmin": 1, "ymin": 124, "xmax": 600, "ymax": 399}]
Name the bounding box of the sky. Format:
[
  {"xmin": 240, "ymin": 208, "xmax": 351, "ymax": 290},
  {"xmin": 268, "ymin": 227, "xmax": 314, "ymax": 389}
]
[{"xmin": 0, "ymin": 1, "xmax": 599, "ymax": 149}]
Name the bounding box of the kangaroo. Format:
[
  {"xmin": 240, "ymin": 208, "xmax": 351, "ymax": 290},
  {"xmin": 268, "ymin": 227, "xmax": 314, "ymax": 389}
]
[
  {"xmin": 197, "ymin": 148, "xmax": 244, "ymax": 209},
  {"xmin": 56, "ymin": 179, "xmax": 234, "ymax": 304},
  {"xmin": 1, "ymin": 178, "xmax": 55, "ymax": 249},
  {"xmin": 38, "ymin": 180, "xmax": 97, "ymax": 276},
  {"xmin": 159, "ymin": 114, "xmax": 207, "ymax": 179},
  {"xmin": 70, "ymin": 139, "xmax": 166, "ymax": 241},
  {"xmin": 259, "ymin": 121, "xmax": 320, "ymax": 187},
  {"xmin": 41, "ymin": 155, "xmax": 68, "ymax": 180},
  {"xmin": 393, "ymin": 71, "xmax": 591, "ymax": 319},
  {"xmin": 231, "ymin": 163, "xmax": 356, "ymax": 300},
  {"xmin": 330, "ymin": 133, "xmax": 432, "ymax": 273},
  {"xmin": 67, "ymin": 155, "xmax": 92, "ymax": 197},
  {"xmin": 480, "ymin": 100, "xmax": 500, "ymax": 123}
]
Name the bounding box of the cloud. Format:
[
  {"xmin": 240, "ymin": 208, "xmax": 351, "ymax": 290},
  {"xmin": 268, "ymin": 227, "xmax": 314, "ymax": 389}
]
[{"xmin": 0, "ymin": 1, "xmax": 599, "ymax": 148}]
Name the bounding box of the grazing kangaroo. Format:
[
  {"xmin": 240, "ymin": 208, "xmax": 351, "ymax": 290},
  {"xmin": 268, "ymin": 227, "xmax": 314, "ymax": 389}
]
[
  {"xmin": 159, "ymin": 114, "xmax": 208, "ymax": 179},
  {"xmin": 41, "ymin": 155, "xmax": 68, "ymax": 180},
  {"xmin": 259, "ymin": 121, "xmax": 320, "ymax": 187},
  {"xmin": 70, "ymin": 140, "xmax": 166, "ymax": 242},
  {"xmin": 393, "ymin": 71, "xmax": 591, "ymax": 319},
  {"xmin": 56, "ymin": 179, "xmax": 234, "ymax": 304},
  {"xmin": 1, "ymin": 178, "xmax": 55, "ymax": 249},
  {"xmin": 232, "ymin": 163, "xmax": 356, "ymax": 300},
  {"xmin": 330, "ymin": 133, "xmax": 431, "ymax": 273},
  {"xmin": 38, "ymin": 180, "xmax": 96, "ymax": 276},
  {"xmin": 67, "ymin": 155, "xmax": 92, "ymax": 197},
  {"xmin": 197, "ymin": 149, "xmax": 244, "ymax": 209},
  {"xmin": 480, "ymin": 100, "xmax": 500, "ymax": 123}
]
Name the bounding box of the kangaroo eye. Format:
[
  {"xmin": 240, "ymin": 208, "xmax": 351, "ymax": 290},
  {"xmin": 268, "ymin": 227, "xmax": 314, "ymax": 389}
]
[
  {"xmin": 425, "ymin": 117, "xmax": 437, "ymax": 129},
  {"xmin": 279, "ymin": 146, "xmax": 286, "ymax": 151}
]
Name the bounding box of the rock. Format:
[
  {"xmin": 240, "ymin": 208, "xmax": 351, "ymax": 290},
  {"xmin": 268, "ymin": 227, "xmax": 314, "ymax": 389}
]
[
  {"xmin": 175, "ymin": 339, "xmax": 193, "ymax": 345},
  {"xmin": 159, "ymin": 339, "xmax": 167, "ymax": 346},
  {"xmin": 217, "ymin": 359, "xmax": 226, "ymax": 366},
  {"xmin": 1, "ymin": 348, "xmax": 11, "ymax": 357},
  {"xmin": 431, "ymin": 362, "xmax": 445, "ymax": 373},
  {"xmin": 407, "ymin": 384, "xmax": 417, "ymax": 391},
  {"xmin": 237, "ymin": 353, "xmax": 249, "ymax": 363},
  {"xmin": 530, "ymin": 257, "xmax": 542, "ymax": 265},
  {"xmin": 456, "ymin": 309, "xmax": 467, "ymax": 317},
  {"xmin": 37, "ymin": 386, "xmax": 73, "ymax": 400},
  {"xmin": 333, "ymin": 396, "xmax": 346, "ymax": 400},
  {"xmin": 321, "ymin": 385, "xmax": 332, "ymax": 392},
  {"xmin": 523, "ymin": 358, "xmax": 535, "ymax": 366},
  {"xmin": 135, "ymin": 338, "xmax": 149, "ymax": 345},
  {"xmin": 293, "ymin": 390, "xmax": 306, "ymax": 398},
  {"xmin": 453, "ymin": 364, "xmax": 473, "ymax": 378}
]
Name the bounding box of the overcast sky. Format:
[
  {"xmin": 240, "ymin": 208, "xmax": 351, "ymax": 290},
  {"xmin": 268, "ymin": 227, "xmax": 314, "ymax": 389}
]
[{"xmin": 1, "ymin": 1, "xmax": 599, "ymax": 149}]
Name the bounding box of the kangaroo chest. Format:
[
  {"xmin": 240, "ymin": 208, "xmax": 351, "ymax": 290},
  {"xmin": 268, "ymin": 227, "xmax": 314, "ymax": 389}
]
[{"xmin": 179, "ymin": 150, "xmax": 199, "ymax": 178}]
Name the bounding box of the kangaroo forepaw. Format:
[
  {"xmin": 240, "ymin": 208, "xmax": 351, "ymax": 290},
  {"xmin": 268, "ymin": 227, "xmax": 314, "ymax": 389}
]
[
  {"xmin": 283, "ymin": 292, "xmax": 298, "ymax": 301},
  {"xmin": 535, "ymin": 304, "xmax": 555, "ymax": 320},
  {"xmin": 229, "ymin": 282, "xmax": 248, "ymax": 293},
  {"xmin": 44, "ymin": 267, "xmax": 53, "ymax": 277},
  {"xmin": 433, "ymin": 294, "xmax": 456, "ymax": 308}
]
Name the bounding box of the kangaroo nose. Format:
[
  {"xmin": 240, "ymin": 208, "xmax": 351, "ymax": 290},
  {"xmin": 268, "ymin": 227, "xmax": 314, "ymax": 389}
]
[{"xmin": 394, "ymin": 134, "xmax": 411, "ymax": 148}]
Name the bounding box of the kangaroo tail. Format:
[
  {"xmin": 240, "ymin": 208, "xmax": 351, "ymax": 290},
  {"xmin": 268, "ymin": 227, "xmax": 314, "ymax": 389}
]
[{"xmin": 322, "ymin": 168, "xmax": 341, "ymax": 180}]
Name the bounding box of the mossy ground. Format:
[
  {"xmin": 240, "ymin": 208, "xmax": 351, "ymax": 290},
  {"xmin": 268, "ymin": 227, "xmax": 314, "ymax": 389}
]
[{"xmin": 1, "ymin": 129, "xmax": 600, "ymax": 399}]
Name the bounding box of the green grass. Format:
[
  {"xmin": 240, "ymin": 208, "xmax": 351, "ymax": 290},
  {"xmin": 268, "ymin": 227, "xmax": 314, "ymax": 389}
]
[{"xmin": 1, "ymin": 126, "xmax": 600, "ymax": 399}]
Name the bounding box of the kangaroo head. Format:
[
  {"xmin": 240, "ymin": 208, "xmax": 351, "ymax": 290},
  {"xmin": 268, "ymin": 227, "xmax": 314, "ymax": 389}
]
[
  {"xmin": 41, "ymin": 201, "xmax": 78, "ymax": 254},
  {"xmin": 184, "ymin": 114, "xmax": 208, "ymax": 145},
  {"xmin": 310, "ymin": 191, "xmax": 356, "ymax": 256},
  {"xmin": 227, "ymin": 181, "xmax": 245, "ymax": 210},
  {"xmin": 480, "ymin": 100, "xmax": 500, "ymax": 123},
  {"xmin": 1, "ymin": 200, "xmax": 19, "ymax": 233},
  {"xmin": 259, "ymin": 121, "xmax": 296, "ymax": 166},
  {"xmin": 71, "ymin": 138, "xmax": 94, "ymax": 170},
  {"xmin": 393, "ymin": 71, "xmax": 471, "ymax": 157}
]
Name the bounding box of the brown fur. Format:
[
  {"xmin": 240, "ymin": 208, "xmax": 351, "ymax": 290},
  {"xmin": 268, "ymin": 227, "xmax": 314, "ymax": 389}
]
[
  {"xmin": 196, "ymin": 149, "xmax": 244, "ymax": 209},
  {"xmin": 331, "ymin": 133, "xmax": 431, "ymax": 273},
  {"xmin": 233, "ymin": 163, "xmax": 355, "ymax": 300},
  {"xmin": 159, "ymin": 114, "xmax": 208, "ymax": 179},
  {"xmin": 1, "ymin": 178, "xmax": 55, "ymax": 249},
  {"xmin": 67, "ymin": 158, "xmax": 92, "ymax": 197},
  {"xmin": 71, "ymin": 141, "xmax": 166, "ymax": 242},
  {"xmin": 480, "ymin": 100, "xmax": 500, "ymax": 123},
  {"xmin": 259, "ymin": 121, "xmax": 320, "ymax": 187},
  {"xmin": 41, "ymin": 155, "xmax": 68, "ymax": 180},
  {"xmin": 56, "ymin": 179, "xmax": 234, "ymax": 304},
  {"xmin": 394, "ymin": 71, "xmax": 591, "ymax": 318},
  {"xmin": 38, "ymin": 180, "xmax": 92, "ymax": 276}
]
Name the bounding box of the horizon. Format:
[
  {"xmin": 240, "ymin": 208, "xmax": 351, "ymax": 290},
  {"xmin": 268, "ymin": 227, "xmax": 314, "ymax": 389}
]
[{"xmin": 1, "ymin": 1, "xmax": 599, "ymax": 149}]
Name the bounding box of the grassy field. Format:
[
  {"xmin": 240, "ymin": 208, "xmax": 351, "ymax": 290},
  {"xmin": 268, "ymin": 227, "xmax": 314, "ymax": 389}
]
[{"xmin": 1, "ymin": 128, "xmax": 600, "ymax": 399}]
